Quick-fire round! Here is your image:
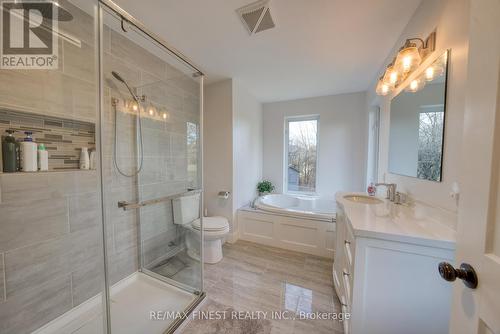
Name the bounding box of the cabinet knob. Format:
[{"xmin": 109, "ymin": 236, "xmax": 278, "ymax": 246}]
[{"xmin": 438, "ymin": 262, "xmax": 478, "ymax": 289}]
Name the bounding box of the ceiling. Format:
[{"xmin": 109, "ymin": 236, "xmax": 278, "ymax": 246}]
[{"xmin": 113, "ymin": 0, "xmax": 422, "ymax": 102}]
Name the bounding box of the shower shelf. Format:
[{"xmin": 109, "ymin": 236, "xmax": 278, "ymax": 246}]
[{"xmin": 0, "ymin": 109, "xmax": 96, "ymax": 173}]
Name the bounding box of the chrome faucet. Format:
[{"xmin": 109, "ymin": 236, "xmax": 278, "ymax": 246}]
[{"xmin": 375, "ymin": 183, "xmax": 397, "ymax": 202}]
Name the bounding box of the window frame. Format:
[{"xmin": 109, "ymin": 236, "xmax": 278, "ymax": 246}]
[{"xmin": 284, "ymin": 115, "xmax": 320, "ymax": 196}]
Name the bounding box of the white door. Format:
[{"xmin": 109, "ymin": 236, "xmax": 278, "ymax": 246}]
[{"xmin": 448, "ymin": 0, "xmax": 500, "ymax": 333}]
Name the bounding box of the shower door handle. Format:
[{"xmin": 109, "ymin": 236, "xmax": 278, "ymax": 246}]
[{"xmin": 117, "ymin": 189, "xmax": 202, "ymax": 211}]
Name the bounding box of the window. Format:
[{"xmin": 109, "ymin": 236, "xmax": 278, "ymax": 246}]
[
  {"xmin": 366, "ymin": 106, "xmax": 380, "ymax": 186},
  {"xmin": 186, "ymin": 121, "xmax": 199, "ymax": 188},
  {"xmin": 285, "ymin": 116, "xmax": 318, "ymax": 193}
]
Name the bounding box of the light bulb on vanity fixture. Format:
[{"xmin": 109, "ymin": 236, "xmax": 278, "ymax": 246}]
[
  {"xmin": 376, "ymin": 77, "xmax": 390, "ymax": 96},
  {"xmin": 394, "ymin": 41, "xmax": 422, "ymax": 74},
  {"xmin": 382, "ymin": 63, "xmax": 399, "ymax": 88}
]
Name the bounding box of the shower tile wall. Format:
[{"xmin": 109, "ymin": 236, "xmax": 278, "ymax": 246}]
[
  {"xmin": 0, "ymin": 2, "xmax": 102, "ymax": 333},
  {"xmin": 0, "ymin": 1, "xmax": 200, "ymax": 333},
  {"xmin": 102, "ymin": 22, "xmax": 200, "ymax": 273}
]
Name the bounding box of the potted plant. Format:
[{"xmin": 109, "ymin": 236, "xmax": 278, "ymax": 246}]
[{"xmin": 257, "ymin": 180, "xmax": 274, "ymax": 196}]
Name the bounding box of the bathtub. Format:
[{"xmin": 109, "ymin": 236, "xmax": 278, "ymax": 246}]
[
  {"xmin": 239, "ymin": 194, "xmax": 336, "ymax": 258},
  {"xmin": 255, "ymin": 194, "xmax": 336, "ymax": 222}
]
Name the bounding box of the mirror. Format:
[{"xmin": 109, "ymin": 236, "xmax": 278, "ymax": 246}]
[{"xmin": 388, "ymin": 50, "xmax": 449, "ymax": 182}]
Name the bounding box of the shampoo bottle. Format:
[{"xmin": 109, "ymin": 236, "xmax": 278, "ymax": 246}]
[
  {"xmin": 20, "ymin": 131, "xmax": 37, "ymax": 172},
  {"xmin": 80, "ymin": 147, "xmax": 89, "ymax": 170},
  {"xmin": 89, "ymin": 149, "xmax": 96, "ymax": 170},
  {"xmin": 37, "ymin": 143, "xmax": 49, "ymax": 171},
  {"xmin": 2, "ymin": 129, "xmax": 18, "ymax": 172}
]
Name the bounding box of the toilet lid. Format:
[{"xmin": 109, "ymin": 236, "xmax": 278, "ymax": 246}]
[{"xmin": 192, "ymin": 216, "xmax": 229, "ymax": 231}]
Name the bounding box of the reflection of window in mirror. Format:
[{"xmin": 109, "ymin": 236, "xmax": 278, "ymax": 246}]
[{"xmin": 418, "ymin": 105, "xmax": 444, "ymax": 181}]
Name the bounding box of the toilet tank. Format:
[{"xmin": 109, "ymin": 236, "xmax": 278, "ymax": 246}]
[{"xmin": 173, "ymin": 193, "xmax": 201, "ymax": 225}]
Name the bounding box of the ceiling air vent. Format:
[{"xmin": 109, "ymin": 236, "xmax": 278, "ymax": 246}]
[{"xmin": 236, "ymin": 0, "xmax": 275, "ymax": 35}]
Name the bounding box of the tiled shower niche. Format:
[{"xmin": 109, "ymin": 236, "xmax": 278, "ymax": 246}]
[{"xmin": 0, "ymin": 109, "xmax": 95, "ymax": 171}]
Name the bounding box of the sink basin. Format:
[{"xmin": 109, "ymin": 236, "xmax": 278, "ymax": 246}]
[{"xmin": 343, "ymin": 195, "xmax": 383, "ymax": 204}]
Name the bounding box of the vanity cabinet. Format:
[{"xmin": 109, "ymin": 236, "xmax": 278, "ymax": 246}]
[{"xmin": 334, "ymin": 195, "xmax": 456, "ymax": 334}]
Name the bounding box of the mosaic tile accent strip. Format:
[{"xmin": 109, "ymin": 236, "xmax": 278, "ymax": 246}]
[{"xmin": 0, "ymin": 109, "xmax": 95, "ymax": 171}]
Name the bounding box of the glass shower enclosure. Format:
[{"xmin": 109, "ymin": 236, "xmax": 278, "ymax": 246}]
[
  {"xmin": 0, "ymin": 0, "xmax": 204, "ymax": 333},
  {"xmin": 99, "ymin": 1, "xmax": 205, "ymax": 332}
]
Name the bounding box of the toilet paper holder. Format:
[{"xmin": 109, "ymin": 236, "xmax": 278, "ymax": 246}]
[{"xmin": 218, "ymin": 191, "xmax": 230, "ymax": 199}]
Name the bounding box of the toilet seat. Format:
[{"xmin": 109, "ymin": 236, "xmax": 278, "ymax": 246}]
[{"xmin": 192, "ymin": 216, "xmax": 229, "ymax": 232}]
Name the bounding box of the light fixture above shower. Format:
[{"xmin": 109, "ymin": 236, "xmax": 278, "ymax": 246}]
[{"xmin": 236, "ymin": 0, "xmax": 275, "ymax": 35}]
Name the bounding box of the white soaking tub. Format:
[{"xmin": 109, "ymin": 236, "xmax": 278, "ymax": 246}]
[
  {"xmin": 239, "ymin": 194, "xmax": 337, "ymax": 258},
  {"xmin": 255, "ymin": 193, "xmax": 336, "ymax": 222}
]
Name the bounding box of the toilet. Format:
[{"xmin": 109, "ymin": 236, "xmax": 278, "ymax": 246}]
[{"xmin": 173, "ymin": 193, "xmax": 230, "ymax": 264}]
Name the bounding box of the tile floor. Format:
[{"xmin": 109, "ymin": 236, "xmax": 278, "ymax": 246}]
[{"xmin": 181, "ymin": 240, "xmax": 344, "ymax": 334}]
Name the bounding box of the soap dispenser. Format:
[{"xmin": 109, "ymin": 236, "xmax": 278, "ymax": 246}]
[{"xmin": 2, "ymin": 129, "xmax": 18, "ymax": 172}]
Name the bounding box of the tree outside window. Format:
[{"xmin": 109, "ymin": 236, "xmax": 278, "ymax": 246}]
[{"xmin": 286, "ymin": 117, "xmax": 318, "ymax": 193}]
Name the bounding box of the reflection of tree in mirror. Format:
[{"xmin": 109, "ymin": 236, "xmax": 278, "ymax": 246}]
[
  {"xmin": 417, "ymin": 108, "xmax": 444, "ymax": 181},
  {"xmin": 187, "ymin": 121, "xmax": 199, "ymax": 187},
  {"xmin": 287, "ymin": 119, "xmax": 317, "ymax": 192}
]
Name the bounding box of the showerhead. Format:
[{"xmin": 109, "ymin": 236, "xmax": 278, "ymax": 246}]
[
  {"xmin": 111, "ymin": 71, "xmax": 125, "ymax": 83},
  {"xmin": 111, "ymin": 71, "xmax": 139, "ymax": 102}
]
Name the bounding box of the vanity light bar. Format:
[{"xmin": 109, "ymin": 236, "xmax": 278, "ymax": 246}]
[{"xmin": 376, "ymin": 31, "xmax": 436, "ymax": 96}]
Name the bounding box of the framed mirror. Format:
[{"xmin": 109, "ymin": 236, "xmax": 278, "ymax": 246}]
[{"xmin": 388, "ymin": 50, "xmax": 449, "ymax": 182}]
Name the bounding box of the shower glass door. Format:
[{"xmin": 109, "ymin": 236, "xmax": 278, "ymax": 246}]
[{"xmin": 99, "ymin": 1, "xmax": 204, "ymax": 333}]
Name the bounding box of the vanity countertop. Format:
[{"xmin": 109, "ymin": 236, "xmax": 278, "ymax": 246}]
[{"xmin": 336, "ymin": 192, "xmax": 457, "ymax": 250}]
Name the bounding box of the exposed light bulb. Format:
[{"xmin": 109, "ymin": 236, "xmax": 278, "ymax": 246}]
[
  {"xmin": 389, "ymin": 71, "xmax": 398, "ymax": 85},
  {"xmin": 162, "ymin": 112, "xmax": 168, "ymax": 120},
  {"xmin": 148, "ymin": 106, "xmax": 155, "ymax": 116},
  {"xmin": 381, "ymin": 84, "xmax": 389, "ymax": 94},
  {"xmin": 131, "ymin": 101, "xmax": 138, "ymax": 112},
  {"xmin": 425, "ymin": 67, "xmax": 435, "ymax": 81},
  {"xmin": 376, "ymin": 78, "xmax": 390, "ymax": 96},
  {"xmin": 402, "ymin": 56, "xmax": 412, "ymax": 72}
]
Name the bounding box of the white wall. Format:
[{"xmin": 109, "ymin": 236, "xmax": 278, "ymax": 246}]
[
  {"xmin": 366, "ymin": 0, "xmax": 469, "ymax": 213},
  {"xmin": 233, "ymin": 80, "xmax": 263, "ymax": 214},
  {"xmin": 262, "ymin": 92, "xmax": 368, "ymax": 198},
  {"xmin": 203, "ymin": 79, "xmax": 263, "ymax": 237},
  {"xmin": 203, "ymin": 79, "xmax": 234, "ymax": 225}
]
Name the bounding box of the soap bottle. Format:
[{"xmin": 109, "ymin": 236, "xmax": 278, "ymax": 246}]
[
  {"xmin": 1, "ymin": 129, "xmax": 18, "ymax": 172},
  {"xmin": 80, "ymin": 147, "xmax": 89, "ymax": 170},
  {"xmin": 20, "ymin": 131, "xmax": 37, "ymax": 172},
  {"xmin": 37, "ymin": 143, "xmax": 49, "ymax": 171},
  {"xmin": 89, "ymin": 149, "xmax": 96, "ymax": 170}
]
